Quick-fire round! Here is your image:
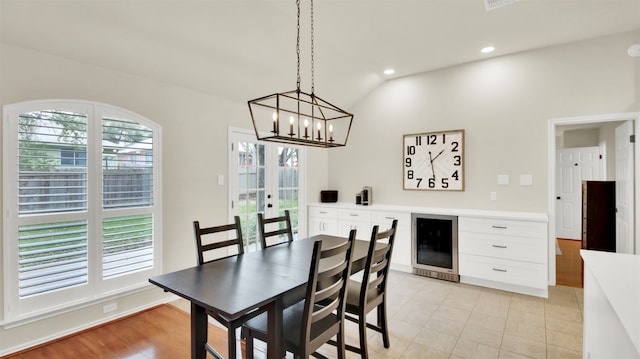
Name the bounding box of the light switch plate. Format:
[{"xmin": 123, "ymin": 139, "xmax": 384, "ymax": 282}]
[
  {"xmin": 520, "ymin": 174, "xmax": 533, "ymax": 186},
  {"xmin": 497, "ymin": 174, "xmax": 509, "ymax": 185},
  {"xmin": 218, "ymin": 175, "xmax": 225, "ymax": 186}
]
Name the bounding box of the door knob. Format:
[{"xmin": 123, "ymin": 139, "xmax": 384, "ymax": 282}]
[{"xmin": 267, "ymin": 203, "xmax": 273, "ymax": 208}]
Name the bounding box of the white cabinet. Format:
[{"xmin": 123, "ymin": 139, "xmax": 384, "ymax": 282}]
[
  {"xmin": 458, "ymin": 216, "xmax": 548, "ymax": 297},
  {"xmin": 308, "ymin": 203, "xmax": 548, "ymax": 297},
  {"xmin": 371, "ymin": 211, "xmax": 412, "ymax": 270},
  {"xmin": 337, "ymin": 208, "xmax": 372, "ymax": 240},
  {"xmin": 582, "ymin": 250, "xmax": 640, "ymax": 359},
  {"xmin": 307, "ymin": 205, "xmax": 412, "ymax": 271},
  {"xmin": 308, "ymin": 206, "xmax": 338, "ymax": 236}
]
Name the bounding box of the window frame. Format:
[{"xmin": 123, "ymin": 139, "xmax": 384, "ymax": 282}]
[{"xmin": 2, "ymin": 100, "xmax": 163, "ymax": 326}]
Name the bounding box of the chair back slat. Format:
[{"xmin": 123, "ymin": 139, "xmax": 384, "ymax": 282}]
[
  {"xmin": 193, "ymin": 216, "xmax": 244, "ymax": 265},
  {"xmin": 360, "ymin": 220, "xmax": 398, "ymax": 309},
  {"xmin": 314, "ymin": 277, "xmax": 343, "ymax": 303},
  {"xmin": 301, "ymin": 229, "xmax": 356, "ymax": 354},
  {"xmin": 370, "ymin": 256, "xmax": 388, "ymax": 274},
  {"xmin": 258, "ymin": 210, "xmax": 294, "ymax": 249}
]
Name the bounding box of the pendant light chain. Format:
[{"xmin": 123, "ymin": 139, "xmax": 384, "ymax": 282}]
[
  {"xmin": 310, "ymin": 0, "xmax": 315, "ymax": 95},
  {"xmin": 296, "ymin": 0, "xmax": 301, "ymax": 93}
]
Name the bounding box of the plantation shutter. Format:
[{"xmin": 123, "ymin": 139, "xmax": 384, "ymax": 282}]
[
  {"xmin": 17, "ymin": 110, "xmax": 89, "ymax": 298},
  {"xmin": 101, "ymin": 117, "xmax": 154, "ymax": 279}
]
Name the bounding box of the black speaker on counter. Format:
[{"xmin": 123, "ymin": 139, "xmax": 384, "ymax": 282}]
[{"xmin": 320, "ymin": 190, "xmax": 338, "ymax": 203}]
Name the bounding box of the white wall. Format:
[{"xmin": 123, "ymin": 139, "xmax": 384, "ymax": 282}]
[
  {"xmin": 0, "ymin": 43, "xmax": 329, "ymax": 354},
  {"xmin": 329, "ymin": 31, "xmax": 639, "ymax": 213}
]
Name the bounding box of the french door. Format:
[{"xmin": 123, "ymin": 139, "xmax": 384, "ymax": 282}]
[{"xmin": 229, "ymin": 128, "xmax": 305, "ymax": 251}]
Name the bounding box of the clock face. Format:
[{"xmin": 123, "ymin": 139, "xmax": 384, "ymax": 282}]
[{"xmin": 403, "ymin": 130, "xmax": 464, "ymax": 191}]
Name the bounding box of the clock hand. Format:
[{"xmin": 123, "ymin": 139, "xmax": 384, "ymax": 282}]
[
  {"xmin": 431, "ymin": 149, "xmax": 445, "ymax": 162},
  {"xmin": 428, "ymin": 151, "xmax": 436, "ymax": 179}
]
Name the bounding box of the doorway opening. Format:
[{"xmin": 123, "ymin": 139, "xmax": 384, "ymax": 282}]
[{"xmin": 548, "ymin": 113, "xmax": 638, "ymax": 287}]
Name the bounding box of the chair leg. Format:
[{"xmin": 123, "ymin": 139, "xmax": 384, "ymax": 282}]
[
  {"xmin": 336, "ymin": 327, "xmax": 346, "ymax": 359},
  {"xmin": 358, "ymin": 311, "xmax": 369, "ymax": 359},
  {"xmin": 378, "ymin": 303, "xmax": 390, "ymax": 349}
]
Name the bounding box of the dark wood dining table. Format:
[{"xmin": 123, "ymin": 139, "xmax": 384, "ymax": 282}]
[{"xmin": 148, "ymin": 234, "xmax": 374, "ymax": 359}]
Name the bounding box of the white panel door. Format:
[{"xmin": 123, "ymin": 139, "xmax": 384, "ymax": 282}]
[
  {"xmin": 615, "ymin": 121, "xmax": 635, "ymax": 254},
  {"xmin": 556, "ymin": 146, "xmax": 603, "ymax": 240}
]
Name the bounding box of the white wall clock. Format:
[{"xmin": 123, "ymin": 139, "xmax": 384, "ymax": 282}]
[{"xmin": 403, "ymin": 129, "xmax": 465, "ymax": 191}]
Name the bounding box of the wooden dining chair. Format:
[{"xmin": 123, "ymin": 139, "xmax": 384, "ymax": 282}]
[
  {"xmin": 257, "ymin": 209, "xmax": 294, "ymax": 249},
  {"xmin": 241, "ymin": 229, "xmax": 357, "ymax": 359},
  {"xmin": 342, "ymin": 220, "xmax": 398, "ymax": 359},
  {"xmin": 193, "ymin": 216, "xmax": 260, "ymax": 359}
]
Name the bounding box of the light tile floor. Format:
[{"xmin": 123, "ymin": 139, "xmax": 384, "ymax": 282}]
[
  {"xmin": 185, "ymin": 270, "xmax": 584, "ymax": 359},
  {"xmin": 317, "ymin": 271, "xmax": 580, "ymax": 359}
]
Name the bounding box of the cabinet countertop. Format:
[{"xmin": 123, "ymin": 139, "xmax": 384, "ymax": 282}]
[
  {"xmin": 581, "ymin": 249, "xmax": 640, "ymax": 355},
  {"xmin": 309, "ymin": 202, "xmax": 548, "ymax": 222}
]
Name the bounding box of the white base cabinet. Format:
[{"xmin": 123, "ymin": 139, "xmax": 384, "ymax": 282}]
[
  {"xmin": 308, "ymin": 204, "xmax": 412, "ymax": 271},
  {"xmin": 458, "ymin": 216, "xmax": 548, "ymax": 297},
  {"xmin": 308, "ymin": 206, "xmax": 338, "ymax": 236},
  {"xmin": 308, "ymin": 203, "xmax": 548, "ymax": 296},
  {"xmin": 337, "ymin": 208, "xmax": 372, "ymax": 240}
]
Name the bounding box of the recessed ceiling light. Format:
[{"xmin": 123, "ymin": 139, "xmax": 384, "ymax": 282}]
[
  {"xmin": 383, "ymin": 68, "xmax": 395, "ymax": 75},
  {"xmin": 481, "ymin": 46, "xmax": 495, "ymax": 54}
]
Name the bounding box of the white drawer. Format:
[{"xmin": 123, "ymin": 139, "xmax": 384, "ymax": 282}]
[
  {"xmin": 458, "ymin": 232, "xmax": 546, "ymax": 264},
  {"xmin": 338, "ymin": 208, "xmax": 371, "ymax": 222},
  {"xmin": 309, "ymin": 206, "xmax": 338, "ymax": 218},
  {"xmin": 459, "ymin": 217, "xmax": 546, "ymax": 238},
  {"xmin": 459, "ymin": 253, "xmax": 547, "ymax": 289},
  {"xmin": 371, "ymin": 211, "xmax": 410, "ymax": 228}
]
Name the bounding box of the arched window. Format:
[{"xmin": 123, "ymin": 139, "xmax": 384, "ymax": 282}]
[{"xmin": 3, "ymin": 100, "xmax": 162, "ymax": 324}]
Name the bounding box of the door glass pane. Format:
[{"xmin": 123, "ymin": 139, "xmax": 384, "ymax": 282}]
[
  {"xmin": 278, "ymin": 146, "xmax": 299, "ymax": 239},
  {"xmin": 236, "ymin": 141, "xmax": 265, "ymax": 251}
]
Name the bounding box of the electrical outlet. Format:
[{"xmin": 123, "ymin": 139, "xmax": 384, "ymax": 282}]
[
  {"xmin": 103, "ymin": 303, "xmax": 118, "ymax": 314},
  {"xmin": 490, "ymin": 192, "xmax": 497, "ymax": 201}
]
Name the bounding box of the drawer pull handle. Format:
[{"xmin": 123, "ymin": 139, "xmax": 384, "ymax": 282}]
[
  {"xmin": 319, "ymin": 211, "xmax": 327, "ymax": 214},
  {"xmin": 492, "ymin": 225, "xmax": 507, "ymax": 229},
  {"xmin": 492, "ymin": 244, "xmax": 507, "ymax": 249},
  {"xmin": 350, "ymin": 214, "xmax": 359, "ymax": 217},
  {"xmin": 492, "ymin": 267, "xmax": 508, "ymax": 272},
  {"xmin": 385, "ymin": 216, "xmax": 396, "ymax": 220}
]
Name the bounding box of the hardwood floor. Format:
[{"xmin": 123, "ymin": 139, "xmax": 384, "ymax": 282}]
[
  {"xmin": 556, "ymin": 238, "xmax": 584, "ymax": 288},
  {"xmin": 4, "ymin": 304, "xmax": 228, "ymax": 359}
]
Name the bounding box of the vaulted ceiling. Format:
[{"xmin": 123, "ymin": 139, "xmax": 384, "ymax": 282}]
[{"xmin": 2, "ymin": 0, "xmax": 639, "ymax": 107}]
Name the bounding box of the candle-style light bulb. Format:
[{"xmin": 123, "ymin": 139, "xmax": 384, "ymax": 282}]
[
  {"xmin": 329, "ymin": 124, "xmax": 334, "ymax": 142},
  {"xmin": 303, "ymin": 119, "xmax": 309, "ymax": 138},
  {"xmin": 289, "ymin": 116, "xmax": 295, "ymax": 136},
  {"xmin": 272, "ymin": 112, "xmax": 278, "ymax": 133},
  {"xmin": 316, "ymin": 122, "xmax": 322, "ymax": 140}
]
